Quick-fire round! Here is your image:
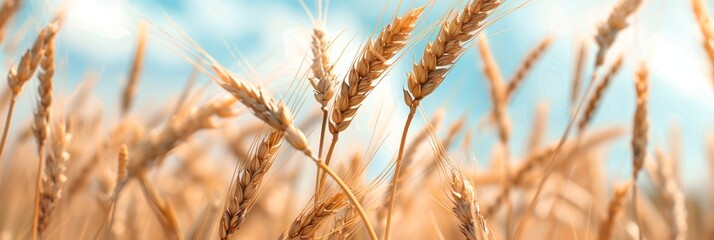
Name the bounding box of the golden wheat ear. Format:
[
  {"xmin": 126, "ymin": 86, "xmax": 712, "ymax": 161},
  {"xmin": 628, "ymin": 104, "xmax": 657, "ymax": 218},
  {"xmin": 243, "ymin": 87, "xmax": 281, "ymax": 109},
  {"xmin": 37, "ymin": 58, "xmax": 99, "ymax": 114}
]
[{"xmin": 387, "ymin": 1, "xmax": 504, "ymax": 238}]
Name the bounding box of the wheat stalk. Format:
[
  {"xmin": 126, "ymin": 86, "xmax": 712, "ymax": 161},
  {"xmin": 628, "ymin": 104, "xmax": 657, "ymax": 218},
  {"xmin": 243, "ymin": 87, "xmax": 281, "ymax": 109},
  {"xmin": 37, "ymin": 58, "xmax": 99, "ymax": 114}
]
[
  {"xmin": 280, "ymin": 192, "xmax": 348, "ymax": 240},
  {"xmin": 598, "ymin": 181, "xmax": 632, "ymax": 240},
  {"xmin": 220, "ymin": 130, "xmax": 284, "ymax": 240}
]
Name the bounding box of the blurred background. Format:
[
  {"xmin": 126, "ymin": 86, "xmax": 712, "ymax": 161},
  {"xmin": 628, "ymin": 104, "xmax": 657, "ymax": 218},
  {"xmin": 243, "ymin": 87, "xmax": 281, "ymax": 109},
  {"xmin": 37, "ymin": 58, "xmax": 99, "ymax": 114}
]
[{"xmin": 6, "ymin": 0, "xmax": 714, "ymax": 196}]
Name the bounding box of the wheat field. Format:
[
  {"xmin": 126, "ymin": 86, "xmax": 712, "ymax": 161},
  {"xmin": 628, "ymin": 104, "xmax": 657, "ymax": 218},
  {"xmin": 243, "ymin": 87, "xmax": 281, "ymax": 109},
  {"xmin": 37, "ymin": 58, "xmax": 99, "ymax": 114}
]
[{"xmin": 0, "ymin": 0, "xmax": 712, "ymax": 239}]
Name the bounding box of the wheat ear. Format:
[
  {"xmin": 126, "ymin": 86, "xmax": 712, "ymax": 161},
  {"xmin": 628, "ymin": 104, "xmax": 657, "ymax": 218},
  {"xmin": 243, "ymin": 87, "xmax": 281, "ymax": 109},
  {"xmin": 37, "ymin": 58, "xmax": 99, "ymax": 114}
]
[
  {"xmin": 578, "ymin": 55, "xmax": 624, "ymax": 132},
  {"xmin": 653, "ymin": 149, "xmax": 687, "ymax": 240},
  {"xmin": 309, "ymin": 21, "xmax": 336, "ymax": 201},
  {"xmin": 220, "ymin": 130, "xmax": 283, "ymax": 239},
  {"xmin": 37, "ymin": 122, "xmax": 70, "ymax": 236},
  {"xmin": 598, "ymin": 181, "xmax": 632, "ymax": 240},
  {"xmin": 0, "ymin": 0, "xmax": 20, "ymax": 43},
  {"xmin": 318, "ymin": 5, "xmax": 425, "ymax": 200},
  {"xmin": 0, "ymin": 21, "xmax": 59, "ymax": 169},
  {"xmin": 388, "ymin": 1, "xmax": 503, "ymax": 239},
  {"xmin": 692, "ymin": 0, "xmax": 714, "ymax": 86},
  {"xmin": 631, "ymin": 63, "xmax": 649, "ymax": 240},
  {"xmin": 505, "ymin": 36, "xmax": 553, "ymax": 98},
  {"xmin": 280, "ymin": 192, "xmax": 347, "ymax": 240},
  {"xmin": 121, "ymin": 21, "xmax": 148, "ymax": 116},
  {"xmin": 450, "ymin": 172, "xmax": 492, "ymax": 240},
  {"xmin": 594, "ymin": 0, "xmax": 642, "ymax": 68},
  {"xmin": 31, "ymin": 23, "xmax": 59, "ymax": 240}
]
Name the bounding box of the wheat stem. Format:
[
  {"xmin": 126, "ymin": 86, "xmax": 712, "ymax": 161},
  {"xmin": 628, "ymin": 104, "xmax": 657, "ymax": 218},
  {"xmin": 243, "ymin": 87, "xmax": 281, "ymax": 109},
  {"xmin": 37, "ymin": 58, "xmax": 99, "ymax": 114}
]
[{"xmin": 384, "ymin": 103, "xmax": 417, "ymax": 240}]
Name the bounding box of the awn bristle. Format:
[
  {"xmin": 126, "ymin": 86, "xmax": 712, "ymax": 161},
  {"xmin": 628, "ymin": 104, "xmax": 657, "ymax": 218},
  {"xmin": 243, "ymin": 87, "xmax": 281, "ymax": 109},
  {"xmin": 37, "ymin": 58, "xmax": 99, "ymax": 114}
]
[
  {"xmin": 406, "ymin": 0, "xmax": 503, "ymax": 104},
  {"xmin": 329, "ymin": 6, "xmax": 424, "ymax": 134},
  {"xmin": 505, "ymin": 36, "xmax": 553, "ymax": 98},
  {"xmin": 594, "ymin": 0, "xmax": 642, "ymax": 68},
  {"xmin": 280, "ymin": 192, "xmax": 348, "ymax": 240},
  {"xmin": 220, "ymin": 130, "xmax": 284, "ymax": 240},
  {"xmin": 598, "ymin": 181, "xmax": 632, "ymax": 240},
  {"xmin": 450, "ymin": 173, "xmax": 491, "ymax": 240},
  {"xmin": 578, "ymin": 55, "xmax": 624, "ymax": 132},
  {"xmin": 38, "ymin": 122, "xmax": 70, "ymax": 235},
  {"xmin": 121, "ymin": 22, "xmax": 148, "ymax": 115}
]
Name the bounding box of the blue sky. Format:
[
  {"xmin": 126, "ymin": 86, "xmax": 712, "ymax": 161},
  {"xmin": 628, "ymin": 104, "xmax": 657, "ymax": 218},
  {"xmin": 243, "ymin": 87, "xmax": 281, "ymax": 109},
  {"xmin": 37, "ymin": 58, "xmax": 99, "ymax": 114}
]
[{"xmin": 9, "ymin": 0, "xmax": 714, "ymax": 192}]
